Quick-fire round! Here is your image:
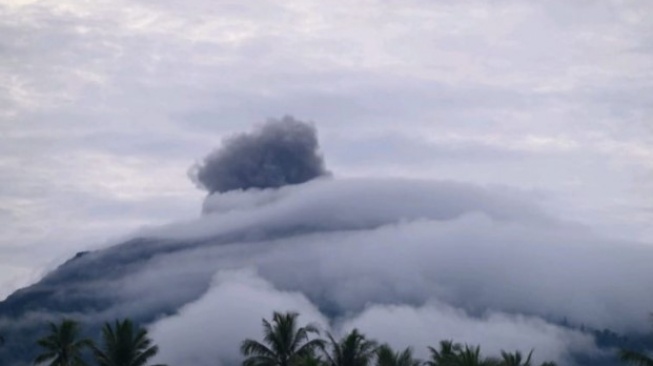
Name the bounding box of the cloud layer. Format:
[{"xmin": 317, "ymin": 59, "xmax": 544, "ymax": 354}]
[
  {"xmin": 2, "ymin": 1, "xmax": 653, "ymax": 365},
  {"xmin": 2, "ymin": 177, "xmax": 652, "ymax": 365},
  {"xmin": 2, "ymin": 0, "xmax": 653, "ymax": 299},
  {"xmin": 134, "ymin": 179, "xmax": 653, "ymax": 365},
  {"xmin": 150, "ymin": 269, "xmax": 596, "ymax": 366}
]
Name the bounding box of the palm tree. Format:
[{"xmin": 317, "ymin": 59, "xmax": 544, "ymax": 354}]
[
  {"xmin": 91, "ymin": 318, "xmax": 165, "ymax": 366},
  {"xmin": 427, "ymin": 340, "xmax": 462, "ymax": 366},
  {"xmin": 34, "ymin": 319, "xmax": 92, "ymax": 366},
  {"xmin": 499, "ymin": 351, "xmax": 532, "ymax": 366},
  {"xmin": 376, "ymin": 344, "xmax": 421, "ymax": 366},
  {"xmin": 428, "ymin": 341, "xmax": 498, "ymax": 366},
  {"xmin": 455, "ymin": 345, "xmax": 498, "ymax": 366},
  {"xmin": 241, "ymin": 311, "xmax": 325, "ymax": 366},
  {"xmin": 297, "ymin": 354, "xmax": 328, "ymax": 366},
  {"xmin": 322, "ymin": 329, "xmax": 378, "ymax": 366}
]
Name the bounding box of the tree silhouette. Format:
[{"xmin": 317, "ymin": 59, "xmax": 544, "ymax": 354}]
[
  {"xmin": 92, "ymin": 319, "xmax": 165, "ymax": 366},
  {"xmin": 428, "ymin": 341, "xmax": 501, "ymax": 366},
  {"xmin": 454, "ymin": 345, "xmax": 498, "ymax": 366},
  {"xmin": 427, "ymin": 340, "xmax": 462, "ymax": 366},
  {"xmin": 499, "ymin": 350, "xmax": 533, "ymax": 366},
  {"xmin": 34, "ymin": 319, "xmax": 92, "ymax": 366},
  {"xmin": 241, "ymin": 311, "xmax": 325, "ymax": 366},
  {"xmin": 322, "ymin": 329, "xmax": 378, "ymax": 366},
  {"xmin": 297, "ymin": 353, "xmax": 328, "ymax": 366},
  {"xmin": 376, "ymin": 344, "xmax": 421, "ymax": 366}
]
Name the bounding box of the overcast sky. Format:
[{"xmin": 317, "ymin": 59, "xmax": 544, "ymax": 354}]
[{"xmin": 1, "ymin": 0, "xmax": 652, "ymax": 299}]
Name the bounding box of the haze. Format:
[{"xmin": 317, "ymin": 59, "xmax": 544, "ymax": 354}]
[{"xmin": 1, "ymin": 2, "xmax": 652, "ymax": 365}]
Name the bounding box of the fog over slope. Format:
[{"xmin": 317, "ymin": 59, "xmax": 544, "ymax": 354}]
[
  {"xmin": 146, "ymin": 178, "xmax": 653, "ymax": 366},
  {"xmin": 1, "ymin": 118, "xmax": 652, "ymax": 366}
]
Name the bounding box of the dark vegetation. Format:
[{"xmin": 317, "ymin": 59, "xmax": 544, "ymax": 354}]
[{"xmin": 9, "ymin": 311, "xmax": 648, "ymax": 366}]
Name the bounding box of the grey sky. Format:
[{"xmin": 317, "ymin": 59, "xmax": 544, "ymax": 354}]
[{"xmin": 1, "ymin": 0, "xmax": 652, "ymax": 302}]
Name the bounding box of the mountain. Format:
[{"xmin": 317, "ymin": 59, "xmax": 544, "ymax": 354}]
[
  {"xmin": 1, "ymin": 178, "xmax": 652, "ymax": 366},
  {"xmin": 2, "ymin": 119, "xmax": 652, "ymax": 366}
]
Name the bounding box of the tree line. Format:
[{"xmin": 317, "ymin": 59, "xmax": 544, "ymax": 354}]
[
  {"xmin": 32, "ymin": 318, "xmax": 162, "ymax": 366},
  {"xmin": 7, "ymin": 311, "xmax": 652, "ymax": 366}
]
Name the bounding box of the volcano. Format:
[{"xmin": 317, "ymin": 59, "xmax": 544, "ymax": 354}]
[{"xmin": 1, "ymin": 119, "xmax": 652, "ymax": 366}]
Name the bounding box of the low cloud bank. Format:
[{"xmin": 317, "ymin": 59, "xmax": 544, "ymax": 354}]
[
  {"xmin": 2, "ymin": 178, "xmax": 652, "ymax": 366},
  {"xmin": 150, "ymin": 269, "xmax": 597, "ymax": 366},
  {"xmin": 140, "ymin": 178, "xmax": 653, "ymax": 366}
]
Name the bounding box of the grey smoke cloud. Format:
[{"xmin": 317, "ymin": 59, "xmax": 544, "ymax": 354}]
[{"xmin": 189, "ymin": 116, "xmax": 328, "ymax": 193}]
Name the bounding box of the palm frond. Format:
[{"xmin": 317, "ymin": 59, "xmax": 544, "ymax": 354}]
[
  {"xmin": 243, "ymin": 311, "xmax": 325, "ymax": 366},
  {"xmin": 35, "ymin": 319, "xmax": 91, "ymax": 366},
  {"xmin": 93, "ymin": 318, "xmax": 160, "ymax": 366},
  {"xmin": 242, "ymin": 339, "xmax": 278, "ymax": 358}
]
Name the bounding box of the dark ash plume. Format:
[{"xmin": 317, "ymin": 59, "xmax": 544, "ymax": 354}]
[{"xmin": 190, "ymin": 116, "xmax": 328, "ymax": 193}]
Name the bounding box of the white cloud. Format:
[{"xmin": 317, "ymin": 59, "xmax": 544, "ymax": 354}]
[
  {"xmin": 150, "ymin": 268, "xmax": 328, "ymax": 366},
  {"xmin": 149, "ymin": 268, "xmax": 597, "ymax": 366},
  {"xmin": 340, "ymin": 303, "xmax": 597, "ymax": 366},
  {"xmin": 1, "ymin": 4, "xmax": 653, "ymax": 363},
  {"xmin": 3, "ymin": 177, "xmax": 653, "ymax": 365}
]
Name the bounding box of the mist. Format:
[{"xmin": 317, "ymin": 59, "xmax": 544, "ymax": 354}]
[
  {"xmin": 135, "ymin": 178, "xmax": 652, "ymax": 365},
  {"xmin": 1, "ymin": 121, "xmax": 652, "ymax": 366},
  {"xmin": 3, "ymin": 0, "xmax": 653, "ymax": 364}
]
